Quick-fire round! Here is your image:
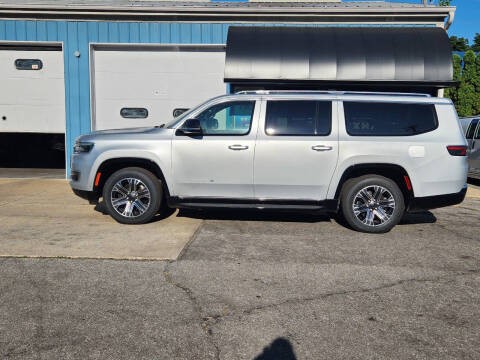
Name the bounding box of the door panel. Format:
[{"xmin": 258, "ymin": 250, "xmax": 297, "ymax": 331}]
[
  {"xmin": 0, "ymin": 47, "xmax": 65, "ymax": 133},
  {"xmin": 92, "ymin": 46, "xmax": 225, "ymax": 130},
  {"xmin": 254, "ymin": 99, "xmax": 339, "ymax": 200},
  {"xmin": 172, "ymin": 100, "xmax": 260, "ymax": 198}
]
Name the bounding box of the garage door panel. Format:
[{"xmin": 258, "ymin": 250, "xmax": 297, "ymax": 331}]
[
  {"xmin": 0, "ymin": 104, "xmax": 65, "ymax": 133},
  {"xmin": 95, "ymin": 72, "xmax": 169, "ymax": 100},
  {"xmin": 0, "ymin": 47, "xmax": 65, "ymax": 133},
  {"xmin": 93, "ymin": 47, "xmax": 225, "ymax": 131},
  {"xmin": 2, "ymin": 78, "xmax": 65, "ymax": 103}
]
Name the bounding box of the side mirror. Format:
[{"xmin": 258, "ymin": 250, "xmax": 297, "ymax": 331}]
[
  {"xmin": 173, "ymin": 108, "xmax": 189, "ymax": 118},
  {"xmin": 176, "ymin": 118, "xmax": 202, "ymax": 136}
]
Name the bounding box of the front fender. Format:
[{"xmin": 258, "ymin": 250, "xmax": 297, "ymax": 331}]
[{"xmin": 88, "ymin": 149, "xmax": 172, "ymax": 192}]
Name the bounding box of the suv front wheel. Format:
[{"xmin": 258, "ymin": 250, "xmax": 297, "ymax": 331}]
[
  {"xmin": 103, "ymin": 167, "xmax": 162, "ymax": 224},
  {"xmin": 340, "ymin": 175, "xmax": 405, "ymax": 233}
]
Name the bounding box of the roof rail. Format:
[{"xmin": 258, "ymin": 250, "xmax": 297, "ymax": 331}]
[{"xmin": 234, "ymin": 90, "xmax": 431, "ymax": 97}]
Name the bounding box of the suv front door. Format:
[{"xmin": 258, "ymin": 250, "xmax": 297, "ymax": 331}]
[
  {"xmin": 254, "ymin": 99, "xmax": 338, "ymax": 200},
  {"xmin": 172, "ymin": 99, "xmax": 259, "ymax": 198}
]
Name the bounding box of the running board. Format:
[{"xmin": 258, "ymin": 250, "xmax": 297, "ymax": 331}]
[{"xmin": 168, "ymin": 197, "xmax": 339, "ymax": 212}]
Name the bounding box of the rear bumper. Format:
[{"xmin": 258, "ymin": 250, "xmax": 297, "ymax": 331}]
[{"xmin": 408, "ymin": 186, "xmax": 467, "ymax": 212}]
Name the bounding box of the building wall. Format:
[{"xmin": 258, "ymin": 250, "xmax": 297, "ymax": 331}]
[
  {"xmin": 0, "ymin": 20, "xmax": 434, "ymax": 174},
  {"xmin": 0, "ymin": 20, "xmax": 233, "ymax": 173}
]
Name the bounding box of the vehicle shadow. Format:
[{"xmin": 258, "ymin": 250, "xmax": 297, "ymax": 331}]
[
  {"xmin": 400, "ymin": 211, "xmax": 437, "ymax": 225},
  {"xmin": 94, "ymin": 200, "xmax": 176, "ymax": 223},
  {"xmin": 94, "ymin": 200, "xmax": 437, "ymax": 226},
  {"xmin": 177, "ymin": 208, "xmax": 331, "ymax": 223},
  {"xmin": 253, "ymin": 337, "xmax": 297, "ymax": 360}
]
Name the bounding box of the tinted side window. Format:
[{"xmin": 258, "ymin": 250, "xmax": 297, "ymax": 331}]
[
  {"xmin": 265, "ymin": 101, "xmax": 332, "ymax": 136},
  {"xmin": 466, "ymin": 119, "xmax": 479, "ymax": 139},
  {"xmin": 474, "ymin": 122, "xmax": 480, "ymax": 140},
  {"xmin": 194, "ymin": 101, "xmax": 255, "ymax": 135},
  {"xmin": 344, "ymin": 102, "xmax": 438, "ymax": 136}
]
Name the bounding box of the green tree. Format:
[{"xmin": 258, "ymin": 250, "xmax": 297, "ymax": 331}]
[
  {"xmin": 455, "ymin": 51, "xmax": 480, "ymax": 116},
  {"xmin": 472, "ymin": 33, "xmax": 480, "ymax": 53},
  {"xmin": 444, "ymin": 54, "xmax": 462, "ymax": 103},
  {"xmin": 438, "ymin": 0, "xmax": 452, "ymax": 6},
  {"xmin": 449, "ymin": 36, "xmax": 469, "ymax": 52}
]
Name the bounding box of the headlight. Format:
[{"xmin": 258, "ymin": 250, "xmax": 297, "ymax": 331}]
[{"xmin": 73, "ymin": 142, "xmax": 94, "ymax": 154}]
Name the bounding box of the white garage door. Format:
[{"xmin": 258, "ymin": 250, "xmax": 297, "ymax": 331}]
[
  {"xmin": 92, "ymin": 45, "xmax": 226, "ymax": 130},
  {"xmin": 0, "ymin": 44, "xmax": 65, "ymax": 133}
]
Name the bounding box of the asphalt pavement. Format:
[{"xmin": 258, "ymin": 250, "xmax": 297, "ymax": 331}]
[
  {"xmin": 1, "ymin": 190, "xmax": 479, "ymax": 359},
  {"xmin": 1, "ymin": 124, "xmax": 480, "ymax": 359}
]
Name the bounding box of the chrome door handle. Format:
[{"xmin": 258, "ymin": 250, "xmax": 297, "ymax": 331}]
[
  {"xmin": 228, "ymin": 144, "xmax": 249, "ymax": 151},
  {"xmin": 312, "ymin": 145, "xmax": 333, "ymax": 152}
]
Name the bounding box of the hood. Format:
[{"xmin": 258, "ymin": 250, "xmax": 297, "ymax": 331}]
[
  {"xmin": 76, "ymin": 126, "xmax": 170, "ymax": 143},
  {"xmin": 89, "ymin": 126, "xmax": 158, "ymax": 136}
]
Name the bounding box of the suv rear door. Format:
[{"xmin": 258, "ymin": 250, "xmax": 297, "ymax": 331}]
[{"xmin": 253, "ymin": 98, "xmax": 338, "ymax": 200}]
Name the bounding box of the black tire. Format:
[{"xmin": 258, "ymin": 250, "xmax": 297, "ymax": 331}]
[
  {"xmin": 340, "ymin": 175, "xmax": 405, "ymax": 233},
  {"xmin": 103, "ymin": 167, "xmax": 162, "ymax": 224}
]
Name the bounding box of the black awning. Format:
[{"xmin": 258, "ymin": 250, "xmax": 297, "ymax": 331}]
[{"xmin": 224, "ymin": 26, "xmax": 455, "ymax": 89}]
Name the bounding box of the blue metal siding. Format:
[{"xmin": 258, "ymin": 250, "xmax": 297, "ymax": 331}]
[
  {"xmin": 0, "ymin": 20, "xmax": 434, "ymax": 173},
  {"xmin": 0, "ymin": 20, "xmax": 232, "ymax": 173}
]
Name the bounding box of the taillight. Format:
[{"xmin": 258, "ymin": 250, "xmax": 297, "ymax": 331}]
[{"xmin": 446, "ymin": 146, "xmax": 467, "ymax": 156}]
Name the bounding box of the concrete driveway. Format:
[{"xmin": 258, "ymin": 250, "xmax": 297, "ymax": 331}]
[
  {"xmin": 0, "ymin": 177, "xmax": 479, "ymax": 359},
  {"xmin": 0, "ymin": 178, "xmax": 201, "ymax": 260}
]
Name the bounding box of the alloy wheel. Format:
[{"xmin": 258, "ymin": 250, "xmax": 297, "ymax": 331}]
[
  {"xmin": 352, "ymin": 185, "xmax": 396, "ymax": 227},
  {"xmin": 110, "ymin": 177, "xmax": 151, "ymax": 218}
]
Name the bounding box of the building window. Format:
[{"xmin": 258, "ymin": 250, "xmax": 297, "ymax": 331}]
[
  {"xmin": 344, "ymin": 102, "xmax": 438, "ymax": 136},
  {"xmin": 120, "ymin": 108, "xmax": 149, "ymax": 119},
  {"xmin": 265, "ymin": 101, "xmax": 332, "ymax": 136},
  {"xmin": 15, "ymin": 59, "xmax": 43, "ymax": 70}
]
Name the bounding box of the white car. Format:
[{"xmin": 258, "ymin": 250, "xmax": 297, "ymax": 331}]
[{"xmin": 70, "ymin": 91, "xmax": 468, "ymax": 233}]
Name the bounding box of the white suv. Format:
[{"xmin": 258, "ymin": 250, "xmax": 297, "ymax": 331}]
[{"xmin": 70, "ymin": 91, "xmax": 468, "ymax": 233}]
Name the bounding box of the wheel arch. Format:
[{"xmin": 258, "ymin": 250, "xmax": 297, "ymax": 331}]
[
  {"xmin": 93, "ymin": 157, "xmax": 171, "ymax": 198},
  {"xmin": 333, "ymin": 163, "xmax": 414, "ymax": 206}
]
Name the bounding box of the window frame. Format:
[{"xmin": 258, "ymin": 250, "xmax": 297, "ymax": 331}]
[
  {"xmin": 180, "ymin": 100, "xmax": 256, "ymax": 137},
  {"xmin": 344, "ymin": 101, "xmax": 439, "ymax": 137},
  {"xmin": 474, "ymin": 121, "xmax": 480, "ymax": 140},
  {"xmin": 466, "ymin": 118, "xmax": 480, "ymax": 139},
  {"xmin": 264, "ymin": 100, "xmax": 333, "ymax": 137}
]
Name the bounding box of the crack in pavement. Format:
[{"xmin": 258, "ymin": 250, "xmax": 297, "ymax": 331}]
[
  {"xmin": 168, "ymin": 268, "xmax": 480, "ymax": 332},
  {"xmin": 163, "ymin": 263, "xmax": 221, "ymax": 360},
  {"xmin": 435, "ymin": 222, "xmax": 479, "ymax": 242}
]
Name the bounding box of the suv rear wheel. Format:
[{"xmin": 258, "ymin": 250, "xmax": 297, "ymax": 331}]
[
  {"xmin": 103, "ymin": 167, "xmax": 162, "ymax": 224},
  {"xmin": 340, "ymin": 175, "xmax": 405, "ymax": 233}
]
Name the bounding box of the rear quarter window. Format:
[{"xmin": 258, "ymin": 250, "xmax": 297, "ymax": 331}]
[{"xmin": 344, "ymin": 102, "xmax": 438, "ymax": 136}]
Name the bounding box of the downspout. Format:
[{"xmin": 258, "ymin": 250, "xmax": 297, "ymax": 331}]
[{"xmin": 445, "ymin": 10, "xmax": 455, "ymax": 30}]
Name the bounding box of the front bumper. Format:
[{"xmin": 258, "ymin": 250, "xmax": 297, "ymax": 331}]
[
  {"xmin": 407, "ymin": 186, "xmax": 467, "ymax": 212},
  {"xmin": 72, "ymin": 188, "xmax": 99, "ymax": 204}
]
